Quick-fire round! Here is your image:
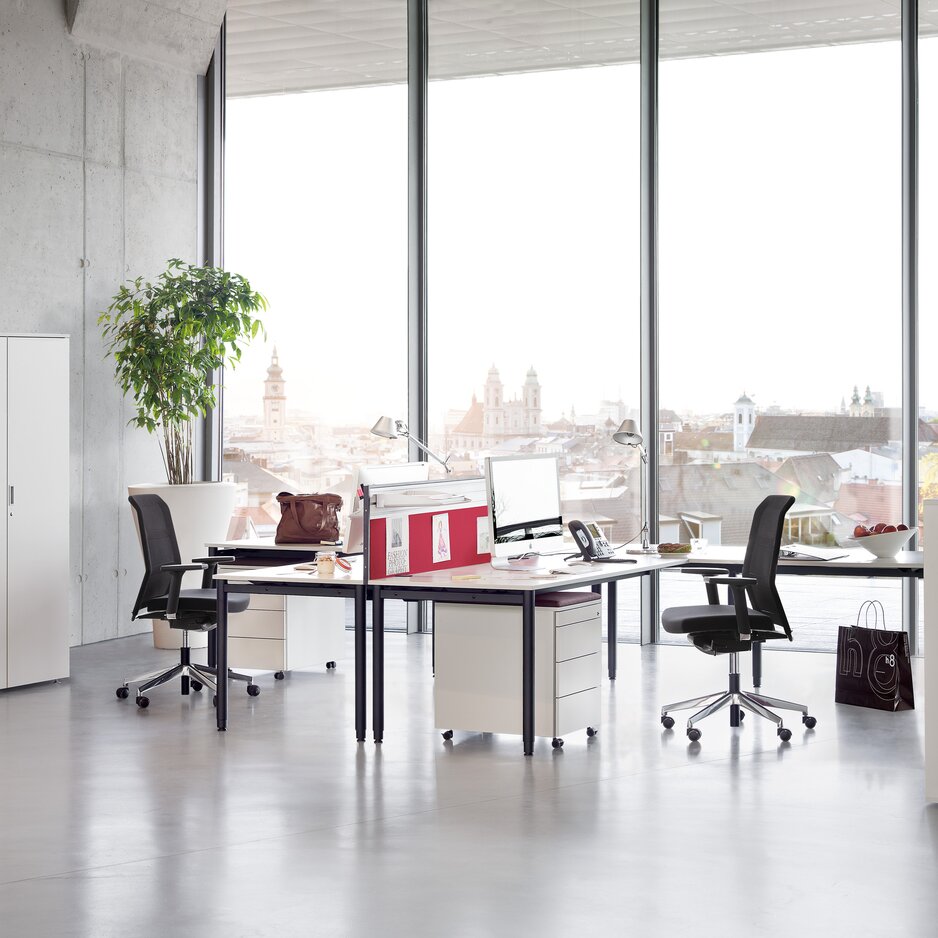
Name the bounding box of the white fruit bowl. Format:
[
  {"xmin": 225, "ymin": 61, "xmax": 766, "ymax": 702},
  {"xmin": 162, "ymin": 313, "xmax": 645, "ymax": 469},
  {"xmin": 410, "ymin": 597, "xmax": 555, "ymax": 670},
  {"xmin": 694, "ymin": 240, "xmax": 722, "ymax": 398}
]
[{"xmin": 849, "ymin": 529, "xmax": 914, "ymax": 559}]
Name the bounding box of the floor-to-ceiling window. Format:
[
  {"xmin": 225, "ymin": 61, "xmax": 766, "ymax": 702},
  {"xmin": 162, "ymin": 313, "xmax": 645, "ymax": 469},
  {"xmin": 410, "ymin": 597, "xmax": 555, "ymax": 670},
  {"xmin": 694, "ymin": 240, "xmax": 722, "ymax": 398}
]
[
  {"xmin": 657, "ymin": 4, "xmax": 904, "ymax": 650},
  {"xmin": 219, "ymin": 1, "xmax": 930, "ymax": 650},
  {"xmin": 427, "ymin": 1, "xmax": 643, "ymax": 638},
  {"xmin": 223, "ymin": 2, "xmax": 408, "ymax": 536},
  {"xmin": 223, "ymin": 2, "xmax": 409, "ymax": 627}
]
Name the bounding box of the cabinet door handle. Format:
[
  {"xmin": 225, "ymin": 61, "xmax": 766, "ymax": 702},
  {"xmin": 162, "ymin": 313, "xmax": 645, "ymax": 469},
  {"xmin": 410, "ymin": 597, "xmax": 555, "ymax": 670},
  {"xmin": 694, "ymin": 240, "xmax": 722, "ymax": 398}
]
[{"xmin": 8, "ymin": 485, "xmax": 12, "ymax": 506}]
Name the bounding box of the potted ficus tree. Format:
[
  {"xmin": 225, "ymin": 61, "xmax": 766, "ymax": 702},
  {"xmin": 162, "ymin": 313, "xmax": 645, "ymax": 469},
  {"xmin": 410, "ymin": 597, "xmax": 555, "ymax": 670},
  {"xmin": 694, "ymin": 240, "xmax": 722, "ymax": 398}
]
[{"xmin": 100, "ymin": 258, "xmax": 266, "ymax": 647}]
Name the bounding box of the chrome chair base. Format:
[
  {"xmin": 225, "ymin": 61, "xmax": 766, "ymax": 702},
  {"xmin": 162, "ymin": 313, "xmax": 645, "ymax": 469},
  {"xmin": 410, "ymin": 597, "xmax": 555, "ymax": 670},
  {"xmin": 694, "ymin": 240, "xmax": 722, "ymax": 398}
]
[
  {"xmin": 116, "ymin": 634, "xmax": 257, "ymax": 707},
  {"xmin": 660, "ymin": 653, "xmax": 815, "ymax": 742}
]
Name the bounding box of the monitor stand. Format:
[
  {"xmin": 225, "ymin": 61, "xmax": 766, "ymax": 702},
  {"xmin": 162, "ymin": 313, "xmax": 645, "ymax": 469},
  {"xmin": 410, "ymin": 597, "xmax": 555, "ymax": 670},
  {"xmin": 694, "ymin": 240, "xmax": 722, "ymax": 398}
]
[{"xmin": 490, "ymin": 555, "xmax": 544, "ymax": 571}]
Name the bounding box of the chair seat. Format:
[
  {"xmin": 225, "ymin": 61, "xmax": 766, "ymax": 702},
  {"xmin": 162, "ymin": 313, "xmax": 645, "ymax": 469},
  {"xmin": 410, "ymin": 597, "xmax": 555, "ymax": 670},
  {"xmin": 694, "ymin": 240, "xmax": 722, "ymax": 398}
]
[
  {"xmin": 662, "ymin": 603, "xmax": 788, "ymax": 655},
  {"xmin": 142, "ymin": 589, "xmax": 250, "ymax": 628},
  {"xmin": 662, "ymin": 604, "xmax": 774, "ymax": 635}
]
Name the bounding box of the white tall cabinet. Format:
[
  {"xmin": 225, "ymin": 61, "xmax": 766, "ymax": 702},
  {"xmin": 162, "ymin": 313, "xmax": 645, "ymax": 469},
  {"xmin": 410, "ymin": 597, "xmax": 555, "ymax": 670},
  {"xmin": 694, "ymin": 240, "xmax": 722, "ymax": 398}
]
[
  {"xmin": 0, "ymin": 335, "xmax": 69, "ymax": 689},
  {"xmin": 925, "ymin": 500, "xmax": 938, "ymax": 802}
]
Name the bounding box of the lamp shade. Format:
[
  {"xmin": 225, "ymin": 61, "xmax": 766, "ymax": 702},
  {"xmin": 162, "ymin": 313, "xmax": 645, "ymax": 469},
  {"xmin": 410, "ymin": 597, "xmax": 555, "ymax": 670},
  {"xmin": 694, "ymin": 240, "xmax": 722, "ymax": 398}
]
[
  {"xmin": 612, "ymin": 419, "xmax": 644, "ymax": 447},
  {"xmin": 371, "ymin": 416, "xmax": 401, "ymax": 439}
]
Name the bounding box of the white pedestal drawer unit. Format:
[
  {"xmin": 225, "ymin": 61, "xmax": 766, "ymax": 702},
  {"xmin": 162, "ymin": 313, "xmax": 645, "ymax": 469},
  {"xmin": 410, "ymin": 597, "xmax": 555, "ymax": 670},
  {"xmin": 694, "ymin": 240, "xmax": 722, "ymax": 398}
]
[
  {"xmin": 433, "ymin": 593, "xmax": 602, "ymax": 741},
  {"xmin": 0, "ymin": 335, "xmax": 69, "ymax": 689},
  {"xmin": 227, "ymin": 566, "xmax": 345, "ymax": 675}
]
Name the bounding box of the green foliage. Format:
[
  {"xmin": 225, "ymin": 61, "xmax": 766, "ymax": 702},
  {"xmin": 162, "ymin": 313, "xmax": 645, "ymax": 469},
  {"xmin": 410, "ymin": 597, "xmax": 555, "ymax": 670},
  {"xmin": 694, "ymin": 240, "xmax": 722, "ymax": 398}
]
[{"xmin": 99, "ymin": 259, "xmax": 266, "ymax": 485}]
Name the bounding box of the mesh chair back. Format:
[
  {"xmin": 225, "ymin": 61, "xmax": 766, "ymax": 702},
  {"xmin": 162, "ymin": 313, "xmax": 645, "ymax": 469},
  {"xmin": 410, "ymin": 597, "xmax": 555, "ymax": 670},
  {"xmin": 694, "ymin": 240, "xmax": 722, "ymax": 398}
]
[
  {"xmin": 129, "ymin": 494, "xmax": 181, "ymax": 619},
  {"xmin": 741, "ymin": 494, "xmax": 795, "ymax": 636}
]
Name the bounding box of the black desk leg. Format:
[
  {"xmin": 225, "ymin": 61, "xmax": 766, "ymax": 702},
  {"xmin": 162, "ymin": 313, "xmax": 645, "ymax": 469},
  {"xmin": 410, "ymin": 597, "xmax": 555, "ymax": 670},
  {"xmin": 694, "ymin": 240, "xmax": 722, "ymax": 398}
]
[
  {"xmin": 607, "ymin": 579, "xmax": 617, "ymax": 681},
  {"xmin": 373, "ymin": 586, "xmax": 384, "ymax": 744},
  {"xmin": 215, "ymin": 581, "xmax": 228, "ymax": 731},
  {"xmin": 752, "ymin": 641, "xmax": 762, "ymax": 689},
  {"xmin": 354, "ymin": 585, "xmax": 366, "ymax": 742},
  {"xmin": 522, "ymin": 591, "xmax": 536, "ymax": 757},
  {"xmin": 207, "ymin": 548, "xmax": 218, "ymax": 670}
]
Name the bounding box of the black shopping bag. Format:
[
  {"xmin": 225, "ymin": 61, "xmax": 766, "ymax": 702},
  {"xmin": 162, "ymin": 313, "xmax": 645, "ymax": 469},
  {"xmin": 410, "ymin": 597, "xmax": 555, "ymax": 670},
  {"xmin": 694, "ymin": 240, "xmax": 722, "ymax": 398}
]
[{"xmin": 835, "ymin": 600, "xmax": 915, "ymax": 711}]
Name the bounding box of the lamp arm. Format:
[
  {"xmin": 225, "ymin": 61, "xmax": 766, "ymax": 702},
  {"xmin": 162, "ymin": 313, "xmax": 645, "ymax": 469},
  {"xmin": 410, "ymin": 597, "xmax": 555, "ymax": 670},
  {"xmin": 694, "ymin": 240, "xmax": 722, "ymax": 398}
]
[
  {"xmin": 402, "ymin": 433, "xmax": 452, "ymax": 473},
  {"xmin": 636, "ymin": 444, "xmax": 649, "ymax": 548}
]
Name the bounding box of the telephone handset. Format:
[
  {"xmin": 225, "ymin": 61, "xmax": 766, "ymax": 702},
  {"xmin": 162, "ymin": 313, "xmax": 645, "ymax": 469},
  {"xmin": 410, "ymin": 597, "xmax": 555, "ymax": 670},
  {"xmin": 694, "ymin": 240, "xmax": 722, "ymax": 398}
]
[{"xmin": 568, "ymin": 520, "xmax": 615, "ymax": 560}]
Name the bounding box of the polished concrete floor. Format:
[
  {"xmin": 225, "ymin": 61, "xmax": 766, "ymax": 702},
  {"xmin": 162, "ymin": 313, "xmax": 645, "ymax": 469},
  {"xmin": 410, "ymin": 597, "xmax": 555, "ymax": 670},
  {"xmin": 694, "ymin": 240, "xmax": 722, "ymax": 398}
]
[{"xmin": 0, "ymin": 633, "xmax": 935, "ymax": 938}]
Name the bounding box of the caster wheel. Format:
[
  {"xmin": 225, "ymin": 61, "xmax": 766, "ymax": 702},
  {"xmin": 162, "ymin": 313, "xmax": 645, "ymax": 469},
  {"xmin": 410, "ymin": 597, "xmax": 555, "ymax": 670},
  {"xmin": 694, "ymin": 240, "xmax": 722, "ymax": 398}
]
[
  {"xmin": 213, "ymin": 695, "xmax": 217, "ymax": 707},
  {"xmin": 586, "ymin": 727, "xmax": 597, "ymax": 738},
  {"xmin": 274, "ymin": 671, "xmax": 285, "ymax": 680},
  {"xmin": 116, "ymin": 686, "xmax": 129, "ymax": 700},
  {"xmin": 551, "ymin": 738, "xmax": 564, "ymax": 749},
  {"xmin": 247, "ymin": 684, "xmax": 260, "ymax": 697},
  {"xmin": 738, "ymin": 709, "xmax": 745, "ymax": 720},
  {"xmin": 442, "ymin": 730, "xmax": 454, "ymax": 740},
  {"xmin": 778, "ymin": 727, "xmax": 792, "ymax": 742},
  {"xmin": 191, "ymin": 681, "xmax": 203, "ymax": 692},
  {"xmin": 661, "ymin": 715, "xmax": 675, "ymax": 729},
  {"xmin": 803, "ymin": 715, "xmax": 817, "ymax": 729},
  {"xmin": 687, "ymin": 727, "xmax": 701, "ymax": 742},
  {"xmin": 135, "ymin": 695, "xmax": 149, "ymax": 709},
  {"xmin": 326, "ymin": 661, "xmax": 337, "ymax": 670}
]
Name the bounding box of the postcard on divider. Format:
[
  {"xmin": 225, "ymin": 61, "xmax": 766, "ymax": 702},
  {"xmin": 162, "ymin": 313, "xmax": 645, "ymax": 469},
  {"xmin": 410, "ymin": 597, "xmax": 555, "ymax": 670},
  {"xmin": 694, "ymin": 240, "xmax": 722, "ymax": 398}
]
[
  {"xmin": 432, "ymin": 513, "xmax": 451, "ymax": 563},
  {"xmin": 386, "ymin": 515, "xmax": 410, "ymax": 575}
]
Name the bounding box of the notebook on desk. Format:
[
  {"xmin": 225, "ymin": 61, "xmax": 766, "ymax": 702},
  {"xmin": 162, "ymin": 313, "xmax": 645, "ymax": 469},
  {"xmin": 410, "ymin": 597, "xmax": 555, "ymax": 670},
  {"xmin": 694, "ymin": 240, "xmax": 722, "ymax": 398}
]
[{"xmin": 779, "ymin": 546, "xmax": 848, "ymax": 561}]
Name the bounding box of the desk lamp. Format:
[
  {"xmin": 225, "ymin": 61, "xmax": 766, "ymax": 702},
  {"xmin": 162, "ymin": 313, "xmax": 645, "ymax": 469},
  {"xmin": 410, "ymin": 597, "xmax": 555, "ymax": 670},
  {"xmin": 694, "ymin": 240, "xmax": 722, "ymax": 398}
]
[
  {"xmin": 371, "ymin": 416, "xmax": 452, "ymax": 473},
  {"xmin": 612, "ymin": 419, "xmax": 651, "ymax": 551}
]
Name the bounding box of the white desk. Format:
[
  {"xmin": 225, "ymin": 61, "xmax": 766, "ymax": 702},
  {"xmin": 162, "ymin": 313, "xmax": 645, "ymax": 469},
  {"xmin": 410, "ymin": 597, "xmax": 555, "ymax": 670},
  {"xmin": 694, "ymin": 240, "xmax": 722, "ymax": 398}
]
[
  {"xmin": 689, "ymin": 545, "xmax": 923, "ymax": 575},
  {"xmin": 682, "ymin": 545, "xmax": 924, "ymax": 687},
  {"xmin": 215, "ymin": 554, "xmax": 684, "ymax": 755}
]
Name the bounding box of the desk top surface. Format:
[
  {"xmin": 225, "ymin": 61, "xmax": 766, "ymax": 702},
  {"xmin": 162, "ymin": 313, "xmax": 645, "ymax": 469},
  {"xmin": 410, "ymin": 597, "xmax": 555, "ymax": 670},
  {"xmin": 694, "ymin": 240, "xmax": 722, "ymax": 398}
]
[
  {"xmin": 208, "ymin": 537, "xmax": 342, "ymax": 552},
  {"xmin": 215, "ymin": 553, "xmax": 684, "ymax": 592},
  {"xmin": 688, "ymin": 546, "xmax": 924, "ymax": 571}
]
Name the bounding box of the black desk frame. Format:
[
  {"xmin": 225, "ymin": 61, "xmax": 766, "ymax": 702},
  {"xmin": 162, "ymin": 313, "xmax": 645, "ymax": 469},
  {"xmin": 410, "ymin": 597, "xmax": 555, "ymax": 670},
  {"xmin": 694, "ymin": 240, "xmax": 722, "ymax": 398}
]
[{"xmin": 213, "ymin": 567, "xmax": 637, "ymax": 756}]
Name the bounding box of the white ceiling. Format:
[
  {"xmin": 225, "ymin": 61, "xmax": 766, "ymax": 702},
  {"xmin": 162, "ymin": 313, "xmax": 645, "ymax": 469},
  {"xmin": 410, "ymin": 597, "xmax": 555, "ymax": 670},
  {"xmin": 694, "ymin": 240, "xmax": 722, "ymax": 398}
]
[{"xmin": 227, "ymin": 0, "xmax": 938, "ymax": 97}]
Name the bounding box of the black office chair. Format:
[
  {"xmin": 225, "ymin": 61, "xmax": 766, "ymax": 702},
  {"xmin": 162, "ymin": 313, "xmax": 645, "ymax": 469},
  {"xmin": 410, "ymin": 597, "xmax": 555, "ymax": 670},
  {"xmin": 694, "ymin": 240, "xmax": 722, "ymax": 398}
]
[
  {"xmin": 660, "ymin": 494, "xmax": 816, "ymax": 742},
  {"xmin": 115, "ymin": 494, "xmax": 259, "ymax": 709}
]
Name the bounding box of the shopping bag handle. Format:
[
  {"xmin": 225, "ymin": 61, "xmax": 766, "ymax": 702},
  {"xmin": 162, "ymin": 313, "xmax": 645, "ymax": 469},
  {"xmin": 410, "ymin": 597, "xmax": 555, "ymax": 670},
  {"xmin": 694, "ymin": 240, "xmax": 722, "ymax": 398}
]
[{"xmin": 857, "ymin": 599, "xmax": 886, "ymax": 630}]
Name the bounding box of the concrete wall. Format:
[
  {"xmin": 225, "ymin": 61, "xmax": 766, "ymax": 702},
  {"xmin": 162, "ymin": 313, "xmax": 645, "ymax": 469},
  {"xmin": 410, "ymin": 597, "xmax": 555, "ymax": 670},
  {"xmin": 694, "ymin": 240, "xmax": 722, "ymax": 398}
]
[{"xmin": 0, "ymin": 0, "xmax": 224, "ymax": 644}]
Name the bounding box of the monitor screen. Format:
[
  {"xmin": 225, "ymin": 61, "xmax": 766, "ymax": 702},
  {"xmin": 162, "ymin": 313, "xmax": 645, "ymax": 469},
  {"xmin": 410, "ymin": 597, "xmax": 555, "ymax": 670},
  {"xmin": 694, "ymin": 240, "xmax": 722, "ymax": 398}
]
[{"xmin": 485, "ymin": 455, "xmax": 564, "ymax": 558}]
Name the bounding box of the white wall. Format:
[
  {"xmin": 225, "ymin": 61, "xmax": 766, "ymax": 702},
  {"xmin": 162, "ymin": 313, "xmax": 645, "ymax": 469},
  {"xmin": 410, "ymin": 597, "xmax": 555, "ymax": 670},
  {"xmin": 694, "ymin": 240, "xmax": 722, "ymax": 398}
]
[{"xmin": 0, "ymin": 0, "xmax": 225, "ymax": 644}]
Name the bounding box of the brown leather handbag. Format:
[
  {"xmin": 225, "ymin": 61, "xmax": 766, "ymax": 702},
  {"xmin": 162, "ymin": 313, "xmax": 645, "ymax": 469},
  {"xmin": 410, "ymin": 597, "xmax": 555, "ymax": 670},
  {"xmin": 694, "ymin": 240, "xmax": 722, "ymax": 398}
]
[{"xmin": 274, "ymin": 492, "xmax": 343, "ymax": 544}]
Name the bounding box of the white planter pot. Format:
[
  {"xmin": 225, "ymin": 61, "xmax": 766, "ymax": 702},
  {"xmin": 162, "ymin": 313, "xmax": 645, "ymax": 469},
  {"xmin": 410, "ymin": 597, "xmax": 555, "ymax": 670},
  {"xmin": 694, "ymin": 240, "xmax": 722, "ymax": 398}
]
[{"xmin": 128, "ymin": 481, "xmax": 237, "ymax": 650}]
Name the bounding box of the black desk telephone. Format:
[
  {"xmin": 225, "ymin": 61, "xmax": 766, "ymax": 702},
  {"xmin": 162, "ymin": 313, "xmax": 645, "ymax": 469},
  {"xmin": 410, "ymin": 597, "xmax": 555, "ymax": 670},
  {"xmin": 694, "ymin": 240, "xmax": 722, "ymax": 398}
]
[{"xmin": 568, "ymin": 520, "xmax": 636, "ymax": 564}]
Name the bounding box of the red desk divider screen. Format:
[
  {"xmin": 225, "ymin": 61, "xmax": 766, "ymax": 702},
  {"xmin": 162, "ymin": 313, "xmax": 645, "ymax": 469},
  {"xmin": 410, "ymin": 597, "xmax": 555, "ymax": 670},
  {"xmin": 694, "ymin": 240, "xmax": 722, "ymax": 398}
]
[{"xmin": 368, "ymin": 505, "xmax": 490, "ymax": 579}]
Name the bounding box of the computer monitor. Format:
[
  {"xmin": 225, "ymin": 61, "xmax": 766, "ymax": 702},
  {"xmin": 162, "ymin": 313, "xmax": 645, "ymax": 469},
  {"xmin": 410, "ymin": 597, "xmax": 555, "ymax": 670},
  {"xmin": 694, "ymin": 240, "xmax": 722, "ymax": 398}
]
[{"xmin": 484, "ymin": 454, "xmax": 564, "ymax": 559}]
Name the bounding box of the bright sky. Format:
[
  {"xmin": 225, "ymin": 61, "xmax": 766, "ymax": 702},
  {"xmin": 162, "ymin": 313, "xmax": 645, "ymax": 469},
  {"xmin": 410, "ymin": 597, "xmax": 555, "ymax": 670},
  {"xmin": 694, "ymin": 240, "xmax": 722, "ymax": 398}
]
[{"xmin": 224, "ymin": 37, "xmax": 938, "ymax": 430}]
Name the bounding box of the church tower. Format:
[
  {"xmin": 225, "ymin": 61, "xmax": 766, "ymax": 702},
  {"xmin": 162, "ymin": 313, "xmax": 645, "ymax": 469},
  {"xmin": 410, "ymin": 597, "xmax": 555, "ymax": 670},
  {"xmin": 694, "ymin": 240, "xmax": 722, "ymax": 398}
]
[
  {"xmin": 264, "ymin": 347, "xmax": 287, "ymax": 441},
  {"xmin": 733, "ymin": 392, "xmax": 755, "ymax": 452},
  {"xmin": 483, "ymin": 365, "xmax": 504, "ymax": 444},
  {"xmin": 849, "ymin": 385, "xmax": 862, "ymax": 417},
  {"xmin": 523, "ymin": 366, "xmax": 541, "ymax": 434}
]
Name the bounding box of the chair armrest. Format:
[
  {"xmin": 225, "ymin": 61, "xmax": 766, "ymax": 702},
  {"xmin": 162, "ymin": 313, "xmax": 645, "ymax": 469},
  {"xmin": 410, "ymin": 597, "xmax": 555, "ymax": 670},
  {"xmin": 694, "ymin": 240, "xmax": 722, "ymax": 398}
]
[
  {"xmin": 704, "ymin": 575, "xmax": 759, "ymax": 608},
  {"xmin": 681, "ymin": 566, "xmax": 730, "ymax": 577},
  {"xmin": 703, "ymin": 575, "xmax": 756, "ymax": 639},
  {"xmin": 192, "ymin": 554, "xmax": 235, "ymax": 588},
  {"xmin": 161, "ymin": 563, "xmax": 207, "ymax": 573},
  {"xmin": 703, "ymin": 575, "xmax": 757, "ymax": 587},
  {"xmin": 160, "ymin": 562, "xmax": 207, "ymax": 618}
]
